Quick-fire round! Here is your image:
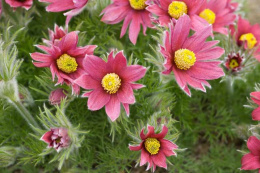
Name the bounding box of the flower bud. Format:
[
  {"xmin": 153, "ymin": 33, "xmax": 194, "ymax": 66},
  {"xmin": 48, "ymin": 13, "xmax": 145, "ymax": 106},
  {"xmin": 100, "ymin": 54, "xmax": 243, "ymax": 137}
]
[{"xmin": 49, "ymin": 89, "xmax": 67, "ymax": 105}]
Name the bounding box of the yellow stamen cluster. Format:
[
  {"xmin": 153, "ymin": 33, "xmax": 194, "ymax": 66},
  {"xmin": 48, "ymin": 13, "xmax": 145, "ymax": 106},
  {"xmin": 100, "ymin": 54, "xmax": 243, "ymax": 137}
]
[
  {"xmin": 101, "ymin": 73, "xmax": 121, "ymax": 94},
  {"xmin": 168, "ymin": 1, "xmax": 188, "ymax": 19},
  {"xmin": 144, "ymin": 138, "xmax": 160, "ymax": 155},
  {"xmin": 129, "ymin": 0, "xmax": 147, "ymax": 10},
  {"xmin": 56, "ymin": 54, "xmax": 78, "ymax": 74},
  {"xmin": 239, "ymin": 33, "xmax": 257, "ymax": 49},
  {"xmin": 199, "ymin": 9, "xmax": 216, "ymax": 24},
  {"xmin": 174, "ymin": 49, "xmax": 196, "ymax": 70},
  {"xmin": 229, "ymin": 59, "xmax": 239, "ymax": 69}
]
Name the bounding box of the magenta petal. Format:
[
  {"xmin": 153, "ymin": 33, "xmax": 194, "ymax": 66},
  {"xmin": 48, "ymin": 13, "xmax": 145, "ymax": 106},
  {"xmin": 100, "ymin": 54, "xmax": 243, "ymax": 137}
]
[
  {"xmin": 40, "ymin": 131, "xmax": 53, "ymax": 144},
  {"xmin": 87, "ymin": 88, "xmax": 110, "ymax": 111},
  {"xmin": 150, "ymin": 125, "xmax": 168, "ymax": 139},
  {"xmin": 84, "ymin": 55, "xmax": 108, "ymax": 80},
  {"xmin": 251, "ymin": 92, "xmax": 260, "ymax": 105},
  {"xmin": 117, "ymin": 83, "xmax": 135, "ymax": 104},
  {"xmin": 74, "ymin": 74, "xmax": 100, "ymax": 90},
  {"xmin": 241, "ymin": 153, "xmax": 260, "ymax": 170},
  {"xmin": 160, "ymin": 139, "xmax": 178, "ymax": 156},
  {"xmin": 129, "ymin": 142, "xmax": 143, "ymax": 151},
  {"xmin": 131, "ymin": 83, "xmax": 145, "ymax": 90},
  {"xmin": 123, "ymin": 103, "xmax": 130, "ymax": 116},
  {"xmin": 151, "ymin": 151, "xmax": 167, "ymax": 169},
  {"xmin": 140, "ymin": 125, "xmax": 155, "ymax": 140},
  {"xmin": 105, "ymin": 95, "xmax": 121, "ymax": 121},
  {"xmin": 59, "ymin": 31, "xmax": 78, "ymax": 52},
  {"xmin": 113, "ymin": 51, "xmax": 127, "ymax": 73},
  {"xmin": 129, "ymin": 12, "xmax": 141, "ymax": 45},
  {"xmin": 247, "ymin": 136, "xmax": 260, "ymax": 155},
  {"xmin": 120, "ymin": 65, "xmax": 147, "ymax": 83},
  {"xmin": 140, "ymin": 149, "xmax": 150, "ymax": 166},
  {"xmin": 252, "ymin": 107, "xmax": 260, "ymax": 121}
]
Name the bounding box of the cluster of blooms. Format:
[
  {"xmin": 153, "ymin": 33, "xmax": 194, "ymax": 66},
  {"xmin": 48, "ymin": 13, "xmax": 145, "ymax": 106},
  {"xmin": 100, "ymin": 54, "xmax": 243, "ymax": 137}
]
[{"xmin": 5, "ymin": 0, "xmax": 260, "ymax": 171}]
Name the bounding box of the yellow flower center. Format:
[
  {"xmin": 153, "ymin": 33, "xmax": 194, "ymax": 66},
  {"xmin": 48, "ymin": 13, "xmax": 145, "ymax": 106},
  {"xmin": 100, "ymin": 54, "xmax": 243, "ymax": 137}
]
[
  {"xmin": 101, "ymin": 73, "xmax": 121, "ymax": 94},
  {"xmin": 239, "ymin": 33, "xmax": 257, "ymax": 49},
  {"xmin": 168, "ymin": 1, "xmax": 188, "ymax": 19},
  {"xmin": 229, "ymin": 59, "xmax": 239, "ymax": 69},
  {"xmin": 144, "ymin": 138, "xmax": 160, "ymax": 155},
  {"xmin": 56, "ymin": 54, "xmax": 78, "ymax": 74},
  {"xmin": 199, "ymin": 9, "xmax": 216, "ymax": 24},
  {"xmin": 174, "ymin": 49, "xmax": 196, "ymax": 70},
  {"xmin": 129, "ymin": 0, "xmax": 147, "ymax": 10}
]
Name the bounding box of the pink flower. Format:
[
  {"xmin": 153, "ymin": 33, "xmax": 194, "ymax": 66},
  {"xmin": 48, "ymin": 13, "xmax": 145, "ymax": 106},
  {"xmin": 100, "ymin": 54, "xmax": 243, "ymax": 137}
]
[
  {"xmin": 40, "ymin": 127, "xmax": 70, "ymax": 152},
  {"xmin": 101, "ymin": 0, "xmax": 153, "ymax": 45},
  {"xmin": 74, "ymin": 51, "xmax": 147, "ymax": 121},
  {"xmin": 30, "ymin": 31, "xmax": 97, "ymax": 94},
  {"xmin": 5, "ymin": 0, "xmax": 33, "ymax": 10},
  {"xmin": 146, "ymin": 0, "xmax": 205, "ymax": 27},
  {"xmin": 230, "ymin": 16, "xmax": 260, "ymax": 61},
  {"xmin": 241, "ymin": 136, "xmax": 260, "ymax": 172},
  {"xmin": 43, "ymin": 24, "xmax": 68, "ymax": 46},
  {"xmin": 39, "ymin": 0, "xmax": 88, "ymax": 25},
  {"xmin": 191, "ymin": 0, "xmax": 237, "ymax": 35},
  {"xmin": 49, "ymin": 88, "xmax": 67, "ymax": 105},
  {"xmin": 161, "ymin": 15, "xmax": 225, "ymax": 96},
  {"xmin": 227, "ymin": 0, "xmax": 239, "ymax": 12},
  {"xmin": 224, "ymin": 52, "xmax": 244, "ymax": 73},
  {"xmin": 129, "ymin": 125, "xmax": 178, "ymax": 172},
  {"xmin": 250, "ymin": 91, "xmax": 260, "ymax": 121}
]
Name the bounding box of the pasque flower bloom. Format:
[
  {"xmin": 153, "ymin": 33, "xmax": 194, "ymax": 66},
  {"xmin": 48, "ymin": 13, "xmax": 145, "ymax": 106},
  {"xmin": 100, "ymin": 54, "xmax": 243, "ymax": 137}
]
[
  {"xmin": 5, "ymin": 0, "xmax": 33, "ymax": 10},
  {"xmin": 40, "ymin": 127, "xmax": 70, "ymax": 152},
  {"xmin": 39, "ymin": 0, "xmax": 88, "ymax": 25},
  {"xmin": 146, "ymin": 0, "xmax": 205, "ymax": 27},
  {"xmin": 129, "ymin": 125, "xmax": 178, "ymax": 172},
  {"xmin": 224, "ymin": 52, "xmax": 243, "ymax": 73},
  {"xmin": 43, "ymin": 24, "xmax": 68, "ymax": 46},
  {"xmin": 161, "ymin": 15, "xmax": 224, "ymax": 96},
  {"xmin": 250, "ymin": 91, "xmax": 260, "ymax": 121},
  {"xmin": 74, "ymin": 51, "xmax": 147, "ymax": 121},
  {"xmin": 101, "ymin": 0, "xmax": 153, "ymax": 45},
  {"xmin": 191, "ymin": 0, "xmax": 237, "ymax": 35},
  {"xmin": 230, "ymin": 16, "xmax": 260, "ymax": 61},
  {"xmin": 31, "ymin": 31, "xmax": 97, "ymax": 94},
  {"xmin": 49, "ymin": 88, "xmax": 67, "ymax": 105},
  {"xmin": 241, "ymin": 136, "xmax": 260, "ymax": 172}
]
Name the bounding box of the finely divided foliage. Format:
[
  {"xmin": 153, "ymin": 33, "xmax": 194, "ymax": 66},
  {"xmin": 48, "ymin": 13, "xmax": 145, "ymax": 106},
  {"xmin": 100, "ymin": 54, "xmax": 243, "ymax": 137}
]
[{"xmin": 0, "ymin": 0, "xmax": 260, "ymax": 172}]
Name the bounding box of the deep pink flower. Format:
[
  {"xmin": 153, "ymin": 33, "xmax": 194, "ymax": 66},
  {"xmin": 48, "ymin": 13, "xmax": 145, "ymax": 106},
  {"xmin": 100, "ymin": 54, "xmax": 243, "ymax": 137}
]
[
  {"xmin": 161, "ymin": 15, "xmax": 224, "ymax": 96},
  {"xmin": 31, "ymin": 31, "xmax": 97, "ymax": 94},
  {"xmin": 43, "ymin": 24, "xmax": 68, "ymax": 46},
  {"xmin": 40, "ymin": 127, "xmax": 70, "ymax": 152},
  {"xmin": 250, "ymin": 91, "xmax": 260, "ymax": 121},
  {"xmin": 5, "ymin": 0, "xmax": 33, "ymax": 10},
  {"xmin": 230, "ymin": 16, "xmax": 260, "ymax": 61},
  {"xmin": 224, "ymin": 52, "xmax": 244, "ymax": 72},
  {"xmin": 101, "ymin": 0, "xmax": 153, "ymax": 45},
  {"xmin": 74, "ymin": 51, "xmax": 147, "ymax": 121},
  {"xmin": 49, "ymin": 88, "xmax": 67, "ymax": 105},
  {"xmin": 241, "ymin": 136, "xmax": 260, "ymax": 172},
  {"xmin": 129, "ymin": 125, "xmax": 178, "ymax": 172},
  {"xmin": 146, "ymin": 0, "xmax": 206, "ymax": 27},
  {"xmin": 191, "ymin": 0, "xmax": 237, "ymax": 35},
  {"xmin": 39, "ymin": 0, "xmax": 88, "ymax": 25}
]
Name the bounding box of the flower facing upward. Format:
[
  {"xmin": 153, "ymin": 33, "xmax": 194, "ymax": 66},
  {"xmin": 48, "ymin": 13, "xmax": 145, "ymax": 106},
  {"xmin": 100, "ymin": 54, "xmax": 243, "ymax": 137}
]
[
  {"xmin": 5, "ymin": 0, "xmax": 33, "ymax": 10},
  {"xmin": 230, "ymin": 16, "xmax": 260, "ymax": 61},
  {"xmin": 30, "ymin": 31, "xmax": 97, "ymax": 94},
  {"xmin": 161, "ymin": 15, "xmax": 224, "ymax": 96},
  {"xmin": 146, "ymin": 0, "xmax": 205, "ymax": 27},
  {"xmin": 224, "ymin": 53, "xmax": 243, "ymax": 72},
  {"xmin": 43, "ymin": 24, "xmax": 68, "ymax": 46},
  {"xmin": 241, "ymin": 136, "xmax": 260, "ymax": 172},
  {"xmin": 129, "ymin": 125, "xmax": 178, "ymax": 172},
  {"xmin": 49, "ymin": 88, "xmax": 67, "ymax": 105},
  {"xmin": 39, "ymin": 0, "xmax": 88, "ymax": 25},
  {"xmin": 250, "ymin": 91, "xmax": 260, "ymax": 121},
  {"xmin": 191, "ymin": 0, "xmax": 237, "ymax": 35},
  {"xmin": 74, "ymin": 51, "xmax": 147, "ymax": 121},
  {"xmin": 40, "ymin": 127, "xmax": 70, "ymax": 152},
  {"xmin": 101, "ymin": 0, "xmax": 153, "ymax": 45}
]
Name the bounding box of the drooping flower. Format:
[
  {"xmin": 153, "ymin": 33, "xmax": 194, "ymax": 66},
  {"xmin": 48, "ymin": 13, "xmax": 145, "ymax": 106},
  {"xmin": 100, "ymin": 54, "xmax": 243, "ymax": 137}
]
[
  {"xmin": 49, "ymin": 88, "xmax": 67, "ymax": 105},
  {"xmin": 74, "ymin": 51, "xmax": 147, "ymax": 121},
  {"xmin": 250, "ymin": 91, "xmax": 260, "ymax": 121},
  {"xmin": 5, "ymin": 0, "xmax": 33, "ymax": 10},
  {"xmin": 241, "ymin": 136, "xmax": 260, "ymax": 172},
  {"xmin": 230, "ymin": 16, "xmax": 260, "ymax": 61},
  {"xmin": 129, "ymin": 125, "xmax": 178, "ymax": 172},
  {"xmin": 39, "ymin": 0, "xmax": 88, "ymax": 25},
  {"xmin": 146, "ymin": 0, "xmax": 206, "ymax": 27},
  {"xmin": 161, "ymin": 15, "xmax": 224, "ymax": 96},
  {"xmin": 43, "ymin": 24, "xmax": 68, "ymax": 46},
  {"xmin": 191, "ymin": 0, "xmax": 237, "ymax": 35},
  {"xmin": 30, "ymin": 31, "xmax": 97, "ymax": 94},
  {"xmin": 100, "ymin": 0, "xmax": 153, "ymax": 45},
  {"xmin": 224, "ymin": 52, "xmax": 244, "ymax": 73},
  {"xmin": 40, "ymin": 127, "xmax": 70, "ymax": 152}
]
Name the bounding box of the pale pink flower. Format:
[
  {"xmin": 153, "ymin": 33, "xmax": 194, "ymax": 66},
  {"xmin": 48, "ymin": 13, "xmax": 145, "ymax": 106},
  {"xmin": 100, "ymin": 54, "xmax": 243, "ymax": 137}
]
[
  {"xmin": 161, "ymin": 15, "xmax": 224, "ymax": 96},
  {"xmin": 74, "ymin": 51, "xmax": 147, "ymax": 121},
  {"xmin": 101, "ymin": 0, "xmax": 153, "ymax": 45},
  {"xmin": 43, "ymin": 24, "xmax": 68, "ymax": 46},
  {"xmin": 5, "ymin": 0, "xmax": 33, "ymax": 10},
  {"xmin": 30, "ymin": 31, "xmax": 97, "ymax": 94},
  {"xmin": 39, "ymin": 0, "xmax": 88, "ymax": 25},
  {"xmin": 129, "ymin": 125, "xmax": 178, "ymax": 172},
  {"xmin": 49, "ymin": 88, "xmax": 67, "ymax": 105},
  {"xmin": 40, "ymin": 127, "xmax": 70, "ymax": 152}
]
